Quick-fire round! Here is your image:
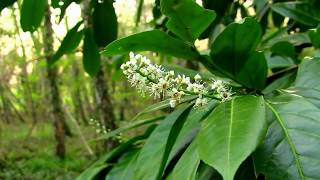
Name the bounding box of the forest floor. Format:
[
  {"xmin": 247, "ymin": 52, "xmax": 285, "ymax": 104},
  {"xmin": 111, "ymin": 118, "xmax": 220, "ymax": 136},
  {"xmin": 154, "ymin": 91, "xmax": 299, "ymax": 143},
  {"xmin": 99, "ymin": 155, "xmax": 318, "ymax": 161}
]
[{"xmin": 0, "ymin": 122, "xmax": 97, "ymax": 180}]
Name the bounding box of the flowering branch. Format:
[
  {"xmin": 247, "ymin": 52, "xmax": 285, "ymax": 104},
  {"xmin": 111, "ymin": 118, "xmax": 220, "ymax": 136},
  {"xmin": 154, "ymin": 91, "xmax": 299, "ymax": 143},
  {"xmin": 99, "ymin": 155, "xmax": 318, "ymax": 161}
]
[{"xmin": 121, "ymin": 52, "xmax": 233, "ymax": 108}]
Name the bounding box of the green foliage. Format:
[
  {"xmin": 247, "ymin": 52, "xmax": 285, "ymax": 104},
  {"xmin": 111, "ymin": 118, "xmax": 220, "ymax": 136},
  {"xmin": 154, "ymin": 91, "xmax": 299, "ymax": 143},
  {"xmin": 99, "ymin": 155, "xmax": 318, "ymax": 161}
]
[
  {"xmin": 255, "ymin": 95, "xmax": 320, "ymax": 179},
  {"xmin": 309, "ymin": 26, "xmax": 320, "ymax": 48},
  {"xmin": 210, "ymin": 18, "xmax": 267, "ymax": 90},
  {"xmin": 92, "ymin": 0, "xmax": 118, "ymax": 47},
  {"xmin": 83, "ymin": 28, "xmax": 101, "ymax": 77},
  {"xmin": 103, "ymin": 30, "xmax": 200, "ymax": 60},
  {"xmin": 133, "ymin": 104, "xmax": 192, "ymax": 180},
  {"xmin": 197, "ymin": 96, "xmax": 266, "ymax": 180},
  {"xmin": 271, "ymin": 1, "xmax": 320, "ymax": 26},
  {"xmin": 20, "ymin": 0, "xmax": 46, "ymax": 32},
  {"xmin": 54, "ymin": 0, "xmax": 320, "ymax": 179},
  {"xmin": 160, "ymin": 0, "xmax": 216, "ymax": 42},
  {"xmin": 50, "ymin": 21, "xmax": 84, "ymax": 66}
]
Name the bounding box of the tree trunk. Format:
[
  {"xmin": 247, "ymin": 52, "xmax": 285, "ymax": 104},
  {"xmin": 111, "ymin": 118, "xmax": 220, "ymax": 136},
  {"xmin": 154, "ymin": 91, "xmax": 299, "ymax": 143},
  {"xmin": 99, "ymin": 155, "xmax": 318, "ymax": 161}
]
[
  {"xmin": 71, "ymin": 60, "xmax": 87, "ymax": 125},
  {"xmin": 94, "ymin": 67, "xmax": 118, "ymax": 149},
  {"xmin": 42, "ymin": 3, "xmax": 66, "ymax": 158}
]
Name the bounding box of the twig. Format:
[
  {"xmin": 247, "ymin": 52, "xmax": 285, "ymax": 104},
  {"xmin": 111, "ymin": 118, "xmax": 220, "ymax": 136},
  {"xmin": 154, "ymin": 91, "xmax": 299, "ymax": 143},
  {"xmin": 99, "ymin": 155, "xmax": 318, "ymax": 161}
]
[{"xmin": 65, "ymin": 108, "xmax": 94, "ymax": 156}]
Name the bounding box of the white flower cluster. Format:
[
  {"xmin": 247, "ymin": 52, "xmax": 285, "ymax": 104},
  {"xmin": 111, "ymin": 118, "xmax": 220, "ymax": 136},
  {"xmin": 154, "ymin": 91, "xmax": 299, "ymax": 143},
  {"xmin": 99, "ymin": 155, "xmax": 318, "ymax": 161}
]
[{"xmin": 121, "ymin": 52, "xmax": 233, "ymax": 108}]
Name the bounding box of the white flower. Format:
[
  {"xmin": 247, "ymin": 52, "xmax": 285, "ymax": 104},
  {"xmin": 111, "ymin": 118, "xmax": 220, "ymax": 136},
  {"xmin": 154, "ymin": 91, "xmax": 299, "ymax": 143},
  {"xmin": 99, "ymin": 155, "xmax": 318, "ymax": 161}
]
[
  {"xmin": 169, "ymin": 88, "xmax": 184, "ymax": 102},
  {"xmin": 195, "ymin": 97, "xmax": 208, "ymax": 108},
  {"xmin": 211, "ymin": 80, "xmax": 224, "ymax": 90},
  {"xmin": 129, "ymin": 51, "xmax": 135, "ymax": 59},
  {"xmin": 150, "ymin": 83, "xmax": 161, "ymax": 99},
  {"xmin": 194, "ymin": 74, "xmax": 201, "ymax": 82},
  {"xmin": 169, "ymin": 99, "xmax": 177, "ymax": 108},
  {"xmin": 220, "ymin": 91, "xmax": 232, "ymax": 102},
  {"xmin": 121, "ymin": 52, "xmax": 234, "ymax": 109}
]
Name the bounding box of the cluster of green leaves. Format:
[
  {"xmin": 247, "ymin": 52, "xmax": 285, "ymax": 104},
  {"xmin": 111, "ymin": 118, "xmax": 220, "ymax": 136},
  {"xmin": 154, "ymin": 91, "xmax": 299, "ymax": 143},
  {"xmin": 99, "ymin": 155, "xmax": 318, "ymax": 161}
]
[
  {"xmin": 78, "ymin": 0, "xmax": 320, "ymax": 179},
  {"xmin": 0, "ymin": 0, "xmax": 118, "ymax": 76}
]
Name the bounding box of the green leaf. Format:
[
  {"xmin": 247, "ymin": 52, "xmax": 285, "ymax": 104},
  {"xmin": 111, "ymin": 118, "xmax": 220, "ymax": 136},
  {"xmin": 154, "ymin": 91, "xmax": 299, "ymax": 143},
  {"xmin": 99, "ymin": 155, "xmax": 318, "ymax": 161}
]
[
  {"xmin": 97, "ymin": 116, "xmax": 164, "ymax": 140},
  {"xmin": 77, "ymin": 126, "xmax": 156, "ymax": 180},
  {"xmin": 196, "ymin": 163, "xmax": 222, "ymax": 180},
  {"xmin": 266, "ymin": 54, "xmax": 295, "ymax": 69},
  {"xmin": 49, "ymin": 21, "xmax": 83, "ymax": 66},
  {"xmin": 262, "ymin": 72, "xmax": 296, "ymax": 95},
  {"xmin": 309, "ymin": 26, "xmax": 320, "ymax": 48},
  {"xmin": 133, "ymin": 104, "xmax": 192, "ymax": 180},
  {"xmin": 254, "ymin": 94, "xmax": 320, "ymax": 179},
  {"xmin": 167, "ymin": 141, "xmax": 200, "ymax": 180},
  {"xmin": 160, "ymin": 0, "xmax": 216, "ymax": 42},
  {"xmin": 270, "ymin": 41, "xmax": 295, "ymax": 58},
  {"xmin": 289, "ymin": 58, "xmax": 320, "ymax": 108},
  {"xmin": 235, "ymin": 51, "xmax": 268, "ymax": 90},
  {"xmin": 83, "ymin": 28, "xmax": 101, "ymax": 77},
  {"xmin": 133, "ymin": 95, "xmax": 197, "ymax": 120},
  {"xmin": 166, "ymin": 100, "xmax": 219, "ymax": 170},
  {"xmin": 0, "ymin": 0, "xmax": 16, "ymax": 12},
  {"xmin": 93, "ymin": 0, "xmax": 118, "ymax": 47},
  {"xmin": 210, "ymin": 18, "xmax": 267, "ymax": 90},
  {"xmin": 20, "ymin": 0, "xmax": 46, "ymax": 32},
  {"xmin": 105, "ymin": 149, "xmax": 139, "ymax": 180},
  {"xmin": 271, "ymin": 2, "xmax": 320, "ymax": 26},
  {"xmin": 77, "ymin": 164, "xmax": 109, "ymax": 180},
  {"xmin": 102, "ymin": 30, "xmax": 200, "ymax": 60},
  {"xmin": 262, "ymin": 32, "xmax": 310, "ymax": 48},
  {"xmin": 197, "ymin": 96, "xmax": 266, "ymax": 180}
]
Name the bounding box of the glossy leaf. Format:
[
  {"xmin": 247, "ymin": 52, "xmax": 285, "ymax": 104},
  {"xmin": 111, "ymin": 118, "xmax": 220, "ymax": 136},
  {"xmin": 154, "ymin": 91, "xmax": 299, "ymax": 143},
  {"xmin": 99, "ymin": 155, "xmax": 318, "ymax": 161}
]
[
  {"xmin": 309, "ymin": 26, "xmax": 320, "ymax": 48},
  {"xmin": 271, "ymin": 41, "xmax": 295, "ymax": 58},
  {"xmin": 105, "ymin": 149, "xmax": 139, "ymax": 180},
  {"xmin": 133, "ymin": 104, "xmax": 192, "ymax": 180},
  {"xmin": 160, "ymin": 0, "xmax": 216, "ymax": 42},
  {"xmin": 49, "ymin": 21, "xmax": 83, "ymax": 66},
  {"xmin": 254, "ymin": 95, "xmax": 320, "ymax": 179},
  {"xmin": 210, "ymin": 18, "xmax": 267, "ymax": 90},
  {"xmin": 77, "ymin": 164, "xmax": 109, "ymax": 180},
  {"xmin": 166, "ymin": 100, "xmax": 218, "ymax": 170},
  {"xmin": 77, "ymin": 126, "xmax": 156, "ymax": 180},
  {"xmin": 235, "ymin": 51, "xmax": 267, "ymax": 90},
  {"xmin": 83, "ymin": 28, "xmax": 101, "ymax": 77},
  {"xmin": 97, "ymin": 116, "xmax": 164, "ymax": 140},
  {"xmin": 197, "ymin": 96, "xmax": 266, "ymax": 180},
  {"xmin": 0, "ymin": 0, "xmax": 16, "ymax": 12},
  {"xmin": 102, "ymin": 30, "xmax": 200, "ymax": 60},
  {"xmin": 263, "ymin": 72, "xmax": 296, "ymax": 94},
  {"xmin": 271, "ymin": 2, "xmax": 320, "ymax": 26},
  {"xmin": 167, "ymin": 141, "xmax": 200, "ymax": 180},
  {"xmin": 289, "ymin": 58, "xmax": 320, "ymax": 108},
  {"xmin": 93, "ymin": 0, "xmax": 118, "ymax": 47},
  {"xmin": 133, "ymin": 95, "xmax": 197, "ymax": 120},
  {"xmin": 20, "ymin": 0, "xmax": 46, "ymax": 32}
]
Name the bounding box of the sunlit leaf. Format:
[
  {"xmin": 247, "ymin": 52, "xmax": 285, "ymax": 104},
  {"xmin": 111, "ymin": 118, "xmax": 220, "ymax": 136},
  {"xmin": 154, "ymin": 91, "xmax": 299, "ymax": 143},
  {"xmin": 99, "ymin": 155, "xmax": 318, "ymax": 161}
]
[
  {"xmin": 92, "ymin": 0, "xmax": 117, "ymax": 47},
  {"xmin": 271, "ymin": 2, "xmax": 320, "ymax": 26},
  {"xmin": 160, "ymin": 0, "xmax": 216, "ymax": 42},
  {"xmin": 254, "ymin": 94, "xmax": 320, "ymax": 179},
  {"xmin": 197, "ymin": 96, "xmax": 266, "ymax": 180},
  {"xmin": 102, "ymin": 30, "xmax": 200, "ymax": 60},
  {"xmin": 49, "ymin": 21, "xmax": 83, "ymax": 66},
  {"xmin": 133, "ymin": 104, "xmax": 193, "ymax": 180},
  {"xmin": 20, "ymin": 0, "xmax": 46, "ymax": 32},
  {"xmin": 83, "ymin": 28, "xmax": 100, "ymax": 77}
]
